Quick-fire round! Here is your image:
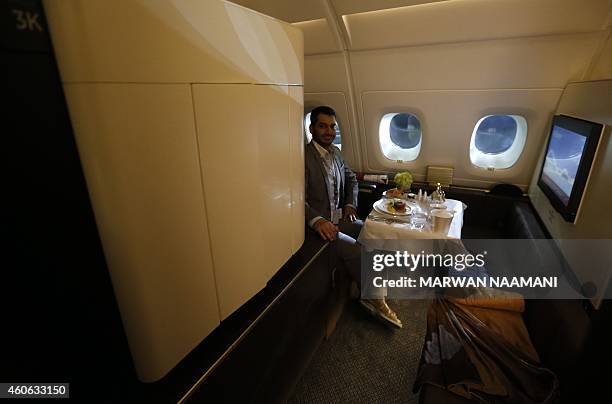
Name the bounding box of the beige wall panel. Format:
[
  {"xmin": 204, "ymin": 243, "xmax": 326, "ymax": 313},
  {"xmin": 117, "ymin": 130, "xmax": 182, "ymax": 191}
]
[
  {"xmin": 362, "ymin": 89, "xmax": 562, "ymax": 189},
  {"xmin": 304, "ymin": 53, "xmax": 348, "ymax": 93},
  {"xmin": 255, "ymin": 85, "xmax": 296, "ymax": 278},
  {"xmin": 304, "ymin": 92, "xmax": 358, "ymax": 168},
  {"xmin": 289, "ymin": 86, "xmax": 306, "ymax": 254},
  {"xmin": 556, "ymin": 81, "xmax": 612, "ymax": 126},
  {"xmin": 529, "ymin": 80, "xmax": 612, "ymax": 307},
  {"xmin": 589, "ymin": 33, "xmax": 612, "ymax": 80},
  {"xmin": 351, "ymin": 34, "xmax": 600, "ymax": 91},
  {"xmin": 61, "ymin": 83, "xmax": 220, "ymax": 382},
  {"xmin": 344, "ymin": 0, "xmax": 610, "ymax": 50},
  {"xmin": 193, "ymin": 84, "xmax": 294, "ymax": 318},
  {"xmin": 44, "ymin": 0, "xmax": 303, "ymax": 85},
  {"xmin": 230, "ymin": 0, "xmax": 326, "ymax": 23},
  {"xmin": 333, "ymin": 0, "xmax": 447, "ymax": 16},
  {"xmin": 293, "ymin": 19, "xmax": 342, "ymax": 55}
]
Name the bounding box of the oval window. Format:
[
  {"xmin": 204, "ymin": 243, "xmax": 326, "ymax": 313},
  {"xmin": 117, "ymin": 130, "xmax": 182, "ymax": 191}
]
[
  {"xmin": 474, "ymin": 115, "xmax": 517, "ymax": 154},
  {"xmin": 470, "ymin": 115, "xmax": 527, "ymax": 169},
  {"xmin": 379, "ymin": 113, "xmax": 422, "ymax": 161}
]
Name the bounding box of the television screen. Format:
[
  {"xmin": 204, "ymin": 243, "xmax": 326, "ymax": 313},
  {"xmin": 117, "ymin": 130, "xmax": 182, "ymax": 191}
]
[
  {"xmin": 541, "ymin": 126, "xmax": 587, "ymax": 205},
  {"xmin": 538, "ymin": 115, "xmax": 604, "ymax": 223}
]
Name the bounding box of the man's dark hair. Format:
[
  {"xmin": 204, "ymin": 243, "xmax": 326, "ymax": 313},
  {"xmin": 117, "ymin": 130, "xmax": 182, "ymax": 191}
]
[{"xmin": 310, "ymin": 106, "xmax": 336, "ymax": 126}]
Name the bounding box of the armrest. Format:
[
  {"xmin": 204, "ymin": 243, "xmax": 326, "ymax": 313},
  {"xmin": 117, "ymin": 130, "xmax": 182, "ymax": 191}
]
[{"xmin": 357, "ymin": 182, "xmax": 378, "ymax": 192}]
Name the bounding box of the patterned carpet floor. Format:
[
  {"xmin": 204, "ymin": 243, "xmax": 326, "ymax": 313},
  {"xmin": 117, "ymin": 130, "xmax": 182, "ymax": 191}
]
[{"xmin": 288, "ymin": 299, "xmax": 430, "ymax": 404}]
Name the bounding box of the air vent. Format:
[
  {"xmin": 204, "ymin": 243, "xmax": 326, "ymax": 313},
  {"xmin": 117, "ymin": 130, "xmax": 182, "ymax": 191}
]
[{"xmin": 427, "ymin": 166, "xmax": 453, "ymax": 187}]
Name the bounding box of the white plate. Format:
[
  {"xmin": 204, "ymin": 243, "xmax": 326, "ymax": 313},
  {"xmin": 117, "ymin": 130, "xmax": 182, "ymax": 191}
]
[{"xmin": 373, "ymin": 199, "xmax": 412, "ymax": 216}]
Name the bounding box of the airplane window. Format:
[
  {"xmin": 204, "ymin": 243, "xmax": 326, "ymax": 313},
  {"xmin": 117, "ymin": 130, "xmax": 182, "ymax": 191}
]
[
  {"xmin": 379, "ymin": 113, "xmax": 422, "ymax": 161},
  {"xmin": 304, "ymin": 112, "xmax": 342, "ymax": 150},
  {"xmin": 474, "ymin": 116, "xmax": 516, "ymax": 154},
  {"xmin": 470, "ymin": 115, "xmax": 527, "ymax": 169}
]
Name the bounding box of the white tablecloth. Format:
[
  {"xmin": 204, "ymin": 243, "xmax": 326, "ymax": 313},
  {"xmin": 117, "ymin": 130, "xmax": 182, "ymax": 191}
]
[{"xmin": 358, "ymin": 198, "xmax": 465, "ymax": 249}]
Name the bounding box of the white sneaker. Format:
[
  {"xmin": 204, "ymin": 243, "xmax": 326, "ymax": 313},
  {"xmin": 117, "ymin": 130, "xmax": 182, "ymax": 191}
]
[{"xmin": 360, "ymin": 299, "xmax": 403, "ymax": 328}]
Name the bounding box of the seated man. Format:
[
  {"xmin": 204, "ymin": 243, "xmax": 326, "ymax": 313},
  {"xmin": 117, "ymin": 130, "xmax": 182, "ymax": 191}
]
[{"xmin": 305, "ymin": 106, "xmax": 402, "ymax": 328}]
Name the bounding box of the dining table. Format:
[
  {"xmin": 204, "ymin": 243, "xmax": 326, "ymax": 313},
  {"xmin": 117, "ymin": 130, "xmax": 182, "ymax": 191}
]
[{"xmin": 357, "ymin": 197, "xmax": 466, "ymax": 251}]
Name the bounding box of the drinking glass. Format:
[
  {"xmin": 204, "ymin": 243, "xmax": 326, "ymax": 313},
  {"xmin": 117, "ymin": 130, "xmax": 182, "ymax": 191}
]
[{"xmin": 410, "ymin": 212, "xmax": 427, "ymax": 229}]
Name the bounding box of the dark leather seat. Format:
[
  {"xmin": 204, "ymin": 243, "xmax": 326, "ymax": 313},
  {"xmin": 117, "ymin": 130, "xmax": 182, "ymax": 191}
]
[
  {"xmin": 489, "ymin": 183, "xmax": 523, "ymax": 197},
  {"xmin": 504, "ymin": 201, "xmax": 548, "ymax": 239}
]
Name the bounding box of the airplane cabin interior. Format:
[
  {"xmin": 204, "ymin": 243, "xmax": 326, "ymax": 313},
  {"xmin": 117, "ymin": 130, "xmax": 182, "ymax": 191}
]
[{"xmin": 3, "ymin": 0, "xmax": 612, "ymax": 402}]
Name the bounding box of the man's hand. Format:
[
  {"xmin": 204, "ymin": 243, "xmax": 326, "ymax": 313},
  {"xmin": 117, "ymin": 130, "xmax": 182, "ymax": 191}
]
[
  {"xmin": 343, "ymin": 206, "xmax": 358, "ymax": 222},
  {"xmin": 313, "ymin": 219, "xmax": 339, "ymax": 241}
]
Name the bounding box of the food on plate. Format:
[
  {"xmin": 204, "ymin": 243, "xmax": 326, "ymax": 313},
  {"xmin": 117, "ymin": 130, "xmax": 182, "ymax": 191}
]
[
  {"xmin": 385, "ymin": 188, "xmax": 404, "ymax": 198},
  {"xmin": 386, "ymin": 199, "xmax": 406, "ymax": 213},
  {"xmin": 393, "ymin": 200, "xmax": 406, "ymax": 212}
]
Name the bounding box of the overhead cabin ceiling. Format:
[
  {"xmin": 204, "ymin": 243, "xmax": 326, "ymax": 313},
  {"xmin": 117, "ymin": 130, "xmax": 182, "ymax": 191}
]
[
  {"xmin": 231, "ymin": 0, "xmax": 450, "ymax": 23},
  {"xmin": 229, "ymin": 0, "xmax": 326, "ymax": 23},
  {"xmin": 343, "ymin": 0, "xmax": 610, "ymax": 51},
  {"xmin": 231, "ymin": 0, "xmax": 611, "ymax": 55}
]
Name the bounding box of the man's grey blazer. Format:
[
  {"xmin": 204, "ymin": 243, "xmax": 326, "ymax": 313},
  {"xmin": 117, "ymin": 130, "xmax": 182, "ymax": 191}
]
[{"xmin": 305, "ymin": 141, "xmax": 358, "ymax": 225}]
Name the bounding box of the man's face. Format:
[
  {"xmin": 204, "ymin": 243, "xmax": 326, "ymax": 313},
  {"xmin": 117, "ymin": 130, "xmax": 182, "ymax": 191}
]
[{"xmin": 310, "ymin": 114, "xmax": 337, "ymax": 147}]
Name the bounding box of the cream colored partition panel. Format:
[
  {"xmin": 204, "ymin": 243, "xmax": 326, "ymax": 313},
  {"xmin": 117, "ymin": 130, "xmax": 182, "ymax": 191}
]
[
  {"xmin": 45, "ymin": 0, "xmax": 304, "ymax": 382},
  {"xmin": 62, "ymin": 83, "xmax": 220, "ymax": 382},
  {"xmin": 44, "ymin": 0, "xmax": 303, "ymax": 85},
  {"xmin": 289, "ymin": 86, "xmax": 306, "ymax": 254},
  {"xmin": 193, "ymin": 84, "xmax": 298, "ymax": 319}
]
